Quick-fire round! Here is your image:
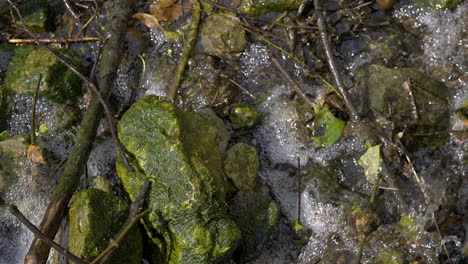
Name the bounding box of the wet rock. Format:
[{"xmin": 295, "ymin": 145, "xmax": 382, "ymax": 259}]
[
  {"xmin": 197, "ymin": 108, "xmax": 230, "ymax": 155},
  {"xmin": 201, "ymin": 12, "xmax": 246, "ymax": 58},
  {"xmin": 16, "ymin": 0, "xmax": 49, "ymax": 32},
  {"xmin": 3, "ymin": 46, "xmax": 83, "ymax": 104},
  {"xmin": 228, "ymin": 191, "xmax": 280, "ymax": 262},
  {"xmin": 229, "ymin": 104, "xmax": 260, "ymax": 128},
  {"xmin": 355, "ymin": 64, "xmax": 450, "ymax": 150},
  {"xmin": 366, "ymin": 26, "xmax": 404, "ymax": 66},
  {"xmin": 236, "ymin": 0, "xmax": 301, "ymax": 15},
  {"xmin": 417, "ymin": 0, "xmax": 464, "ymax": 9},
  {"xmin": 68, "ymin": 188, "xmax": 143, "ymax": 263},
  {"xmin": 224, "ymin": 143, "xmax": 260, "ymax": 192},
  {"xmin": 0, "ymin": 88, "xmax": 12, "ymax": 131},
  {"xmin": 116, "ymin": 95, "xmax": 240, "ymax": 264},
  {"xmin": 0, "ymin": 135, "xmax": 28, "ymax": 192}
]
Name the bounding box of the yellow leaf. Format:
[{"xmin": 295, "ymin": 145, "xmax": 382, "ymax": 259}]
[
  {"xmin": 27, "ymin": 144, "xmax": 46, "ymax": 165},
  {"xmin": 133, "ymin": 13, "xmax": 161, "ymax": 29}
]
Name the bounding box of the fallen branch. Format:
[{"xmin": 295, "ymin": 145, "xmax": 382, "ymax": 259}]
[
  {"xmin": 168, "ymin": 0, "xmax": 201, "ymax": 100},
  {"xmin": 91, "ymin": 180, "xmax": 151, "ymax": 264},
  {"xmin": 8, "ymin": 37, "xmax": 99, "ymax": 44},
  {"xmin": 17, "ymin": 0, "xmax": 136, "ymax": 262},
  {"xmin": 3, "ymin": 203, "xmax": 89, "ymax": 264}
]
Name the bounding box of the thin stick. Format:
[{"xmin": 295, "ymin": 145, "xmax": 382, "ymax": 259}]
[
  {"xmin": 313, "ymin": 0, "xmax": 359, "ymax": 120},
  {"xmin": 91, "ymin": 180, "xmax": 151, "ymax": 264},
  {"xmin": 5, "ymin": 203, "xmax": 89, "ymax": 264},
  {"xmin": 168, "ymin": 0, "xmax": 201, "ymax": 100},
  {"xmin": 30, "ymin": 73, "xmax": 42, "ymax": 145},
  {"xmin": 270, "ymin": 54, "xmax": 314, "ymax": 108},
  {"xmin": 355, "ymin": 234, "xmax": 367, "ymax": 264},
  {"xmin": 403, "ymin": 81, "xmax": 418, "ymax": 120},
  {"xmin": 433, "ymin": 213, "xmax": 453, "ymax": 264},
  {"xmin": 8, "ymin": 37, "xmax": 99, "ymax": 44},
  {"xmin": 63, "ymin": 0, "xmax": 80, "ymax": 21},
  {"xmin": 297, "ymin": 157, "xmax": 302, "ymax": 224},
  {"xmin": 8, "ymin": 0, "xmax": 133, "ymax": 172},
  {"xmin": 229, "ymin": 79, "xmax": 256, "ymax": 100}
]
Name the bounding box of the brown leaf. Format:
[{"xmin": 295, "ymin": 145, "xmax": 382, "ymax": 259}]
[
  {"xmin": 150, "ymin": 0, "xmax": 183, "ymax": 22},
  {"xmin": 27, "ymin": 144, "xmax": 46, "ymax": 165},
  {"xmin": 133, "ymin": 12, "xmax": 161, "ymax": 29}
]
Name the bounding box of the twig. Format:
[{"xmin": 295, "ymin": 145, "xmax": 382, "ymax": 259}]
[
  {"xmin": 8, "ymin": 0, "xmax": 133, "ymax": 172},
  {"xmin": 167, "ymin": 0, "xmax": 201, "ymax": 100},
  {"xmin": 297, "ymin": 157, "xmax": 302, "ymax": 224},
  {"xmin": 270, "ymin": 54, "xmax": 314, "ymax": 108},
  {"xmin": 8, "ymin": 37, "xmax": 99, "ymax": 44},
  {"xmin": 313, "ymin": 0, "xmax": 358, "ymax": 120},
  {"xmin": 30, "ymin": 73, "xmax": 42, "ymax": 145},
  {"xmin": 355, "ymin": 234, "xmax": 367, "ymax": 264},
  {"xmin": 229, "ymin": 79, "xmax": 256, "ymax": 100},
  {"xmin": 433, "ymin": 213, "xmax": 453, "ymax": 264},
  {"xmin": 63, "ymin": 0, "xmax": 81, "ymax": 21},
  {"xmin": 91, "ymin": 180, "xmax": 151, "ymax": 264},
  {"xmin": 403, "ymin": 81, "xmax": 418, "ymax": 120},
  {"xmin": 4, "ymin": 203, "xmax": 89, "ymax": 264}
]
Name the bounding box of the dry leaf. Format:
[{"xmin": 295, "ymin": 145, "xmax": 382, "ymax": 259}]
[
  {"xmin": 150, "ymin": 0, "xmax": 183, "ymax": 22},
  {"xmin": 27, "ymin": 144, "xmax": 46, "ymax": 165},
  {"xmin": 133, "ymin": 12, "xmax": 161, "ymax": 29}
]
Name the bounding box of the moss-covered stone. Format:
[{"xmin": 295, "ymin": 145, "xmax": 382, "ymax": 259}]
[
  {"xmin": 237, "ymin": 0, "xmax": 301, "ymax": 15},
  {"xmin": 68, "ymin": 188, "xmax": 142, "ymax": 263},
  {"xmin": 16, "ymin": 0, "xmax": 49, "ymax": 32},
  {"xmin": 355, "ymin": 64, "xmax": 449, "ymax": 150},
  {"xmin": 116, "ymin": 95, "xmax": 240, "ymax": 264},
  {"xmin": 197, "ymin": 108, "xmax": 230, "ymax": 155},
  {"xmin": 224, "ymin": 143, "xmax": 260, "ymax": 192},
  {"xmin": 228, "ymin": 192, "xmax": 280, "ymax": 262},
  {"xmin": 201, "ymin": 12, "xmax": 246, "ymax": 58},
  {"xmin": 3, "ymin": 46, "xmax": 83, "ymax": 104},
  {"xmin": 0, "ymin": 87, "xmax": 12, "ymax": 132},
  {"xmin": 230, "ymin": 104, "xmax": 260, "ymax": 128}
]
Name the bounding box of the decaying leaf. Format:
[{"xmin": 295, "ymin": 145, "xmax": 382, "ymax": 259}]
[
  {"xmin": 133, "ymin": 12, "xmax": 161, "ymax": 29},
  {"xmin": 358, "ymin": 144, "xmax": 382, "ymax": 185},
  {"xmin": 150, "ymin": 0, "xmax": 184, "ymax": 22},
  {"xmin": 312, "ymin": 104, "xmax": 346, "ymax": 148},
  {"xmin": 27, "ymin": 144, "xmax": 46, "ymax": 165}
]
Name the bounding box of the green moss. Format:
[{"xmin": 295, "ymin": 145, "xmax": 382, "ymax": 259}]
[
  {"xmin": 68, "ymin": 188, "xmax": 142, "ymax": 263},
  {"xmin": 16, "ymin": 0, "xmax": 49, "ymax": 32},
  {"xmin": 224, "ymin": 143, "xmax": 260, "ymax": 192},
  {"xmin": 397, "ymin": 215, "xmax": 419, "ymax": 244},
  {"xmin": 4, "ymin": 46, "xmax": 83, "ymax": 104},
  {"xmin": 117, "ymin": 95, "xmax": 240, "ymax": 264},
  {"xmin": 378, "ymin": 248, "xmax": 404, "ymax": 264},
  {"xmin": 238, "ymin": 0, "xmax": 301, "ymax": 15},
  {"xmin": 229, "ymin": 104, "xmax": 260, "ymax": 128}
]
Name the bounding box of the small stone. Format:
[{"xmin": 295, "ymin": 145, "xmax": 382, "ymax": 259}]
[
  {"xmin": 230, "ymin": 104, "xmax": 260, "ymax": 128},
  {"xmin": 224, "ymin": 143, "xmax": 260, "ymax": 192}
]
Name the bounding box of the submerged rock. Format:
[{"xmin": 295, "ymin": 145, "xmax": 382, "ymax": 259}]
[
  {"xmin": 355, "ymin": 64, "xmax": 450, "ymax": 150},
  {"xmin": 3, "ymin": 46, "xmax": 83, "ymax": 104},
  {"xmin": 201, "ymin": 12, "xmax": 246, "ymax": 58},
  {"xmin": 228, "ymin": 192, "xmax": 280, "ymax": 262},
  {"xmin": 224, "ymin": 143, "xmax": 260, "ymax": 192},
  {"xmin": 237, "ymin": 0, "xmax": 301, "ymax": 15},
  {"xmin": 229, "ymin": 104, "xmax": 260, "ymax": 128},
  {"xmin": 68, "ymin": 188, "xmax": 142, "ymax": 263},
  {"xmin": 0, "ymin": 135, "xmax": 27, "ymax": 192},
  {"xmin": 16, "ymin": 0, "xmax": 49, "ymax": 32},
  {"xmin": 116, "ymin": 95, "xmax": 240, "ymax": 264}
]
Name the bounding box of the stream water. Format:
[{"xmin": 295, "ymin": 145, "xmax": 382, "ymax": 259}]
[{"xmin": 0, "ymin": 1, "xmax": 466, "ymax": 263}]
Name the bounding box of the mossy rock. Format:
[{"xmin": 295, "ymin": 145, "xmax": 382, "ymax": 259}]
[
  {"xmin": 224, "ymin": 143, "xmax": 260, "ymax": 192},
  {"xmin": 3, "ymin": 46, "xmax": 83, "ymax": 104},
  {"xmin": 237, "ymin": 0, "xmax": 301, "ymax": 15},
  {"xmin": 201, "ymin": 12, "xmax": 246, "ymax": 58},
  {"xmin": 68, "ymin": 188, "xmax": 142, "ymax": 263},
  {"xmin": 228, "ymin": 192, "xmax": 280, "ymax": 262},
  {"xmin": 230, "ymin": 104, "xmax": 260, "ymax": 128},
  {"xmin": 116, "ymin": 95, "xmax": 240, "ymax": 264},
  {"xmin": 16, "ymin": 0, "xmax": 50, "ymax": 32},
  {"xmin": 0, "ymin": 86, "xmax": 12, "ymax": 131},
  {"xmin": 355, "ymin": 64, "xmax": 450, "ymax": 150}
]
